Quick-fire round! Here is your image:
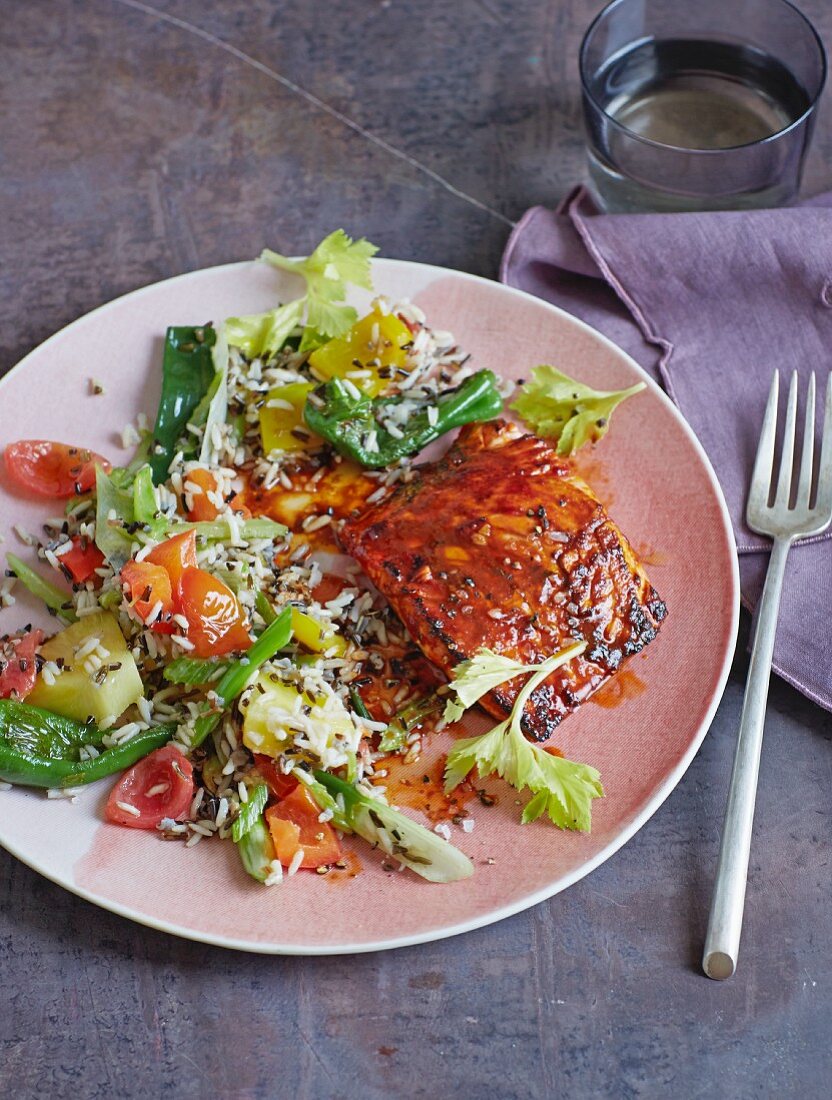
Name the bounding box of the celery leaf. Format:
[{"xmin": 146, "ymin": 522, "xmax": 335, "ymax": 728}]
[
  {"xmin": 442, "ymin": 640, "xmax": 604, "ymax": 832},
  {"xmin": 510, "ymin": 364, "xmax": 645, "ymax": 456},
  {"xmin": 261, "ymin": 229, "xmax": 378, "ymax": 341}
]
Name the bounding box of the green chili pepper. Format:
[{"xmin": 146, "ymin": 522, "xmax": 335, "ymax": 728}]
[
  {"xmin": 0, "ymin": 699, "xmax": 174, "ymax": 788},
  {"xmin": 302, "ymin": 369, "xmax": 503, "ymax": 468},
  {"xmin": 149, "ymin": 324, "xmax": 217, "ymax": 484}
]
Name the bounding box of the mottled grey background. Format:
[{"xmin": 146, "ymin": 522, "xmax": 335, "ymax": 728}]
[{"xmin": 1, "ymin": 2, "xmax": 831, "ymax": 1097}]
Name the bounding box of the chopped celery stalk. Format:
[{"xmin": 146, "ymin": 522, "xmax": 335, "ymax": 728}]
[
  {"xmin": 97, "ymin": 588, "xmax": 122, "ymax": 611},
  {"xmin": 164, "ymin": 656, "xmax": 229, "ymax": 686},
  {"xmin": 5, "ymin": 554, "xmax": 76, "ymax": 622},
  {"xmin": 232, "ymin": 783, "xmax": 269, "ymax": 843},
  {"xmin": 236, "ymin": 815, "xmax": 275, "ymax": 883},
  {"xmin": 163, "ymin": 518, "xmax": 287, "ymax": 542},
  {"xmin": 191, "ymin": 712, "xmax": 220, "ymax": 746},
  {"xmin": 313, "ymin": 771, "xmax": 473, "ymax": 883},
  {"xmin": 255, "ymin": 590, "xmax": 278, "ymax": 625},
  {"xmin": 65, "ymin": 494, "xmax": 92, "ymax": 516},
  {"xmin": 132, "ymin": 464, "xmax": 157, "ymax": 524},
  {"xmin": 213, "ymin": 563, "xmax": 249, "ymax": 594},
  {"xmin": 109, "ymin": 433, "xmax": 154, "ymax": 491},
  {"xmin": 214, "ymin": 606, "xmax": 293, "ymax": 705}
]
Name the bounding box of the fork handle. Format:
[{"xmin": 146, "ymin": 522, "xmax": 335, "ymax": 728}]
[{"xmin": 702, "ymin": 535, "xmax": 792, "ymax": 980}]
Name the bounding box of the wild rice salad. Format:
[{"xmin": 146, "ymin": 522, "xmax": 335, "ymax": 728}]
[{"xmin": 0, "ymin": 231, "xmax": 514, "ymax": 885}]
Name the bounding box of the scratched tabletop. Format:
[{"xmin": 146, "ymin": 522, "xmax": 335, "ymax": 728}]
[{"xmin": 2, "ymin": 3, "xmax": 832, "ymax": 1097}]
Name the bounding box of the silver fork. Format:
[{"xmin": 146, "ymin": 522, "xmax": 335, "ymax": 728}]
[{"xmin": 703, "ymin": 370, "xmax": 832, "ymax": 981}]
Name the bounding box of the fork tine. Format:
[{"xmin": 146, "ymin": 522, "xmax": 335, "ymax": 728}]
[
  {"xmin": 748, "ymin": 372, "xmax": 779, "ymax": 512},
  {"xmin": 814, "ymin": 373, "xmax": 832, "ymax": 520},
  {"xmin": 796, "ymin": 372, "xmax": 816, "ymax": 507},
  {"xmin": 774, "ymin": 371, "xmax": 798, "ymax": 507}
]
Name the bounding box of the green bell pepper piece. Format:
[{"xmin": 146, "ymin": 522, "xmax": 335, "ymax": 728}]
[
  {"xmin": 149, "ymin": 324, "xmax": 217, "ymax": 484},
  {"xmin": 0, "ymin": 699, "xmax": 174, "ymax": 788},
  {"xmin": 303, "ymin": 369, "xmax": 503, "ymax": 468}
]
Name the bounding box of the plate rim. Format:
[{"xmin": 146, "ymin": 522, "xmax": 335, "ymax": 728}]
[{"xmin": 0, "ymin": 256, "xmax": 740, "ymax": 955}]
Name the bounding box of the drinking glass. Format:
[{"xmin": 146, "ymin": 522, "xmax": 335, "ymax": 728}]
[{"xmin": 580, "ymin": 0, "xmax": 827, "ymax": 212}]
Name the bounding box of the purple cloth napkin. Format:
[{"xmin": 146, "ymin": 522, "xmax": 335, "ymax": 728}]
[{"xmin": 501, "ymin": 186, "xmax": 832, "ymax": 712}]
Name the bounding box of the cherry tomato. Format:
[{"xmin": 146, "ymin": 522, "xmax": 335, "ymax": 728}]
[
  {"xmin": 178, "ymin": 568, "xmax": 252, "ymax": 657},
  {"xmin": 120, "ymin": 560, "xmax": 175, "ymax": 633},
  {"xmin": 183, "ymin": 468, "xmax": 221, "ymax": 522},
  {"xmin": 60, "ymin": 536, "xmax": 105, "ymax": 585},
  {"xmin": 4, "ymin": 440, "xmax": 111, "ymax": 498},
  {"xmin": 0, "ymin": 629, "xmax": 44, "ymax": 700},
  {"xmin": 105, "ymin": 745, "xmax": 194, "ymax": 829},
  {"xmin": 145, "ymin": 529, "xmax": 198, "ymax": 596},
  {"xmin": 253, "ymin": 754, "xmax": 299, "ymax": 801},
  {"xmin": 265, "ymin": 784, "xmax": 341, "ymax": 869}
]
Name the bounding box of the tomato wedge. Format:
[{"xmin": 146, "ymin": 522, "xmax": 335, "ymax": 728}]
[
  {"xmin": 105, "ymin": 745, "xmax": 194, "ymax": 829},
  {"xmin": 183, "ymin": 468, "xmax": 222, "ymax": 522},
  {"xmin": 253, "ymin": 754, "xmax": 299, "ymax": 801},
  {"xmin": 178, "ymin": 567, "xmax": 251, "ymax": 657},
  {"xmin": 0, "ymin": 629, "xmax": 44, "ymax": 700},
  {"xmin": 120, "ymin": 560, "xmax": 176, "ymax": 632},
  {"xmin": 61, "ymin": 536, "xmax": 105, "ymax": 585},
  {"xmin": 265, "ymin": 784, "xmax": 341, "ymax": 869},
  {"xmin": 4, "ymin": 440, "xmax": 111, "ymax": 498},
  {"xmin": 145, "ymin": 530, "xmax": 198, "ymax": 597}
]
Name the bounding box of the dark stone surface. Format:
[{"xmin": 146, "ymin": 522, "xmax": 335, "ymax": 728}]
[{"xmin": 1, "ymin": 2, "xmax": 831, "ymax": 1096}]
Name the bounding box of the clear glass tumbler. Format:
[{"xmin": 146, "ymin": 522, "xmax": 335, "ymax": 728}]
[{"xmin": 580, "ymin": 0, "xmax": 827, "ymax": 212}]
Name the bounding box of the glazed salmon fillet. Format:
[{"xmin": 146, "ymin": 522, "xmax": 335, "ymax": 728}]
[{"xmin": 340, "ymin": 420, "xmax": 667, "ymax": 741}]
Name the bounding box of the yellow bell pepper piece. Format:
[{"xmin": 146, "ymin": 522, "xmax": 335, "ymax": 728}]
[
  {"xmin": 260, "ymin": 381, "xmax": 320, "ymax": 455},
  {"xmin": 308, "ymin": 307, "xmax": 412, "ymax": 397},
  {"xmin": 291, "ymin": 608, "xmax": 347, "ymax": 656},
  {"xmin": 241, "ymin": 673, "xmax": 353, "ymax": 759}
]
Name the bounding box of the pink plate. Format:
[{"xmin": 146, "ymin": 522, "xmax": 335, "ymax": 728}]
[{"xmin": 0, "ymin": 259, "xmax": 738, "ymax": 954}]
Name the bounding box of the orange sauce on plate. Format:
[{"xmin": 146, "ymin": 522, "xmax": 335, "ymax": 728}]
[
  {"xmin": 375, "ymin": 754, "xmax": 478, "ymax": 823},
  {"xmin": 591, "ymin": 668, "xmax": 647, "ymax": 708}
]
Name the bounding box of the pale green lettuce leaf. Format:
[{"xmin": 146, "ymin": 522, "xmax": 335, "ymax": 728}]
[
  {"xmin": 198, "ymin": 325, "xmax": 229, "ymax": 464},
  {"xmin": 94, "ymin": 466, "xmax": 136, "ymax": 571},
  {"xmin": 224, "ymin": 299, "xmax": 304, "ymax": 360}
]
